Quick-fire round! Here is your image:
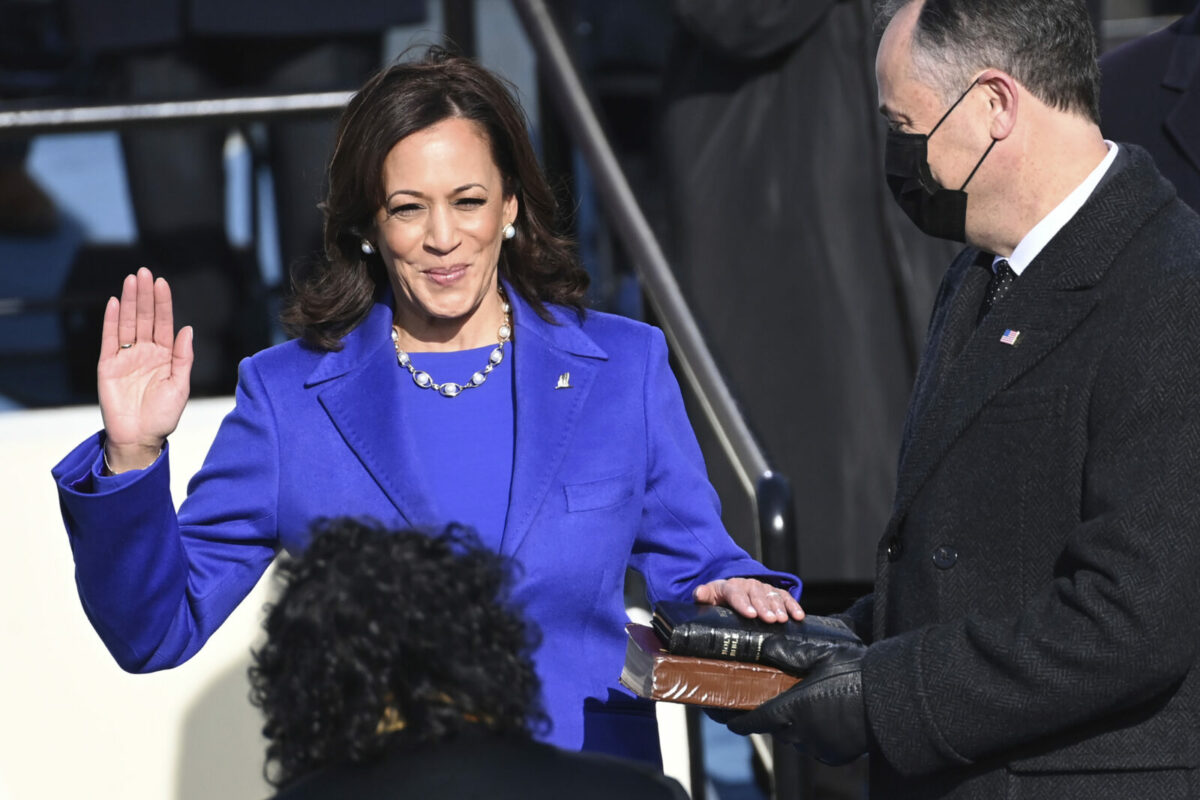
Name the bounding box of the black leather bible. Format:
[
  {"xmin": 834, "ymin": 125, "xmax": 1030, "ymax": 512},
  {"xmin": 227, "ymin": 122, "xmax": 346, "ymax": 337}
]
[{"xmin": 651, "ymin": 601, "xmax": 859, "ymax": 667}]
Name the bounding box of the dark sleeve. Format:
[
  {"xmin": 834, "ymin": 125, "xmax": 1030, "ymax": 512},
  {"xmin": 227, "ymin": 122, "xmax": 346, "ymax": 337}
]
[
  {"xmin": 835, "ymin": 593, "xmax": 875, "ymax": 643},
  {"xmin": 861, "ymin": 262, "xmax": 1200, "ymax": 776},
  {"xmin": 670, "ymin": 0, "xmax": 840, "ymax": 60}
]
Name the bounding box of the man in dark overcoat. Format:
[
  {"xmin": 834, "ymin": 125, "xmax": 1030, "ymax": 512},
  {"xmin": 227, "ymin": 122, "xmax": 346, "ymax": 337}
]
[{"xmin": 726, "ymin": 1, "xmax": 1200, "ymax": 798}]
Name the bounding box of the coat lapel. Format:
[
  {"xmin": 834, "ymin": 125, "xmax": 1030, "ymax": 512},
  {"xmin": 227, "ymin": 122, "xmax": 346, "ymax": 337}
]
[
  {"xmin": 499, "ymin": 291, "xmax": 607, "ymax": 556},
  {"xmin": 892, "ymin": 284, "xmax": 1098, "ymax": 517},
  {"xmin": 309, "ymin": 299, "xmax": 438, "ymax": 528},
  {"xmin": 905, "ymin": 254, "xmax": 991, "ymax": 436}
]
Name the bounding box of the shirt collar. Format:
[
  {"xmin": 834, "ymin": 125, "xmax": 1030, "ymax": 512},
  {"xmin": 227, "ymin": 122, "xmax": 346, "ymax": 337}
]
[{"xmin": 993, "ymin": 140, "xmax": 1119, "ymax": 276}]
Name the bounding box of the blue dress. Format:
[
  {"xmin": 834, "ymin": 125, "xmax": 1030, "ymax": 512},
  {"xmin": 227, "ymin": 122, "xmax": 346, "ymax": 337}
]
[{"xmin": 401, "ymin": 343, "xmax": 515, "ymax": 550}]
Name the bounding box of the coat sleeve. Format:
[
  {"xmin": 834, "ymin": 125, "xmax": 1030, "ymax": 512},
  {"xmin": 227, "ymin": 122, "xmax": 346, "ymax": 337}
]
[
  {"xmin": 626, "ymin": 327, "xmax": 800, "ymax": 604},
  {"xmin": 862, "ymin": 268, "xmax": 1200, "ymax": 776},
  {"xmin": 837, "ymin": 593, "xmax": 875, "ymax": 643},
  {"xmin": 52, "ymin": 358, "xmax": 281, "ymax": 672},
  {"xmin": 671, "ymin": 0, "xmax": 840, "ymax": 60}
]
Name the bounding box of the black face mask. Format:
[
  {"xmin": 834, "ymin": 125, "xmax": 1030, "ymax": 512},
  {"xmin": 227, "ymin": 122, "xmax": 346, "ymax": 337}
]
[{"xmin": 885, "ymin": 80, "xmax": 997, "ymax": 242}]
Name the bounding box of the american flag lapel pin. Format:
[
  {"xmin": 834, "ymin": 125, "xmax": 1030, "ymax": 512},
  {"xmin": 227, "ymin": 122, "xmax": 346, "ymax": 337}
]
[{"xmin": 1000, "ymin": 329, "xmax": 1021, "ymax": 346}]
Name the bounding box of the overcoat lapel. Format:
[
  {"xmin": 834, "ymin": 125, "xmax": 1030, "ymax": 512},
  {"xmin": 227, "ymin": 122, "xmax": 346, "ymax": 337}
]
[
  {"xmin": 900, "ymin": 253, "xmax": 991, "ymax": 452},
  {"xmin": 892, "ymin": 283, "xmax": 1099, "ymax": 518},
  {"xmin": 500, "ymin": 292, "xmax": 606, "ymax": 555},
  {"xmin": 309, "ymin": 299, "xmax": 439, "ymax": 528},
  {"xmin": 934, "ymin": 258, "xmax": 992, "ymax": 385}
]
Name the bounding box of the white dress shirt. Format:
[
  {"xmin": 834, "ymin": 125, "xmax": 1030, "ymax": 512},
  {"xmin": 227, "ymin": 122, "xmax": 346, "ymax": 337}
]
[{"xmin": 994, "ymin": 140, "xmax": 1119, "ymax": 276}]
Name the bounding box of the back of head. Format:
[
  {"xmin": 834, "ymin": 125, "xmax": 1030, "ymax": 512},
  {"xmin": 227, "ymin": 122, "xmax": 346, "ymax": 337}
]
[
  {"xmin": 876, "ymin": 0, "xmax": 1100, "ymax": 123},
  {"xmin": 249, "ymin": 518, "xmax": 546, "ymax": 789}
]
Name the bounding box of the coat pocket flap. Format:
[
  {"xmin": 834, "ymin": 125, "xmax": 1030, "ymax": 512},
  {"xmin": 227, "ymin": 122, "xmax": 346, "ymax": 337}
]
[
  {"xmin": 981, "ymin": 385, "xmax": 1067, "ymax": 423},
  {"xmin": 565, "ymin": 474, "xmax": 636, "ymax": 512}
]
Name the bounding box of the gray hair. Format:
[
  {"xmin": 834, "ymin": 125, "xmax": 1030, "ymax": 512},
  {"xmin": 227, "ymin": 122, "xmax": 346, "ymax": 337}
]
[{"xmin": 875, "ymin": 0, "xmax": 1100, "ymax": 123}]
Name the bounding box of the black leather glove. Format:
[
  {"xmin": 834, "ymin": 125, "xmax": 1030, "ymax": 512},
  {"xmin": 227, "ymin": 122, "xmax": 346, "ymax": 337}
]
[
  {"xmin": 757, "ymin": 614, "xmax": 859, "ymax": 674},
  {"xmin": 726, "ymin": 622, "xmax": 868, "ymax": 765}
]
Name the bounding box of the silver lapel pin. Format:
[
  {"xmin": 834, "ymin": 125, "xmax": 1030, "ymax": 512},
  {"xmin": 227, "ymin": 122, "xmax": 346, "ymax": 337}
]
[{"xmin": 555, "ymin": 372, "xmax": 571, "ymax": 389}]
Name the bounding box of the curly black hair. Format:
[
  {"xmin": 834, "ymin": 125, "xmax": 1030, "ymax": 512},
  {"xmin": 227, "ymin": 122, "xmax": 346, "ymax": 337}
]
[{"xmin": 248, "ymin": 518, "xmax": 547, "ymax": 788}]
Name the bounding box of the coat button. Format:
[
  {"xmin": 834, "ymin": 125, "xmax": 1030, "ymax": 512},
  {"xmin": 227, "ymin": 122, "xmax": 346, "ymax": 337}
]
[
  {"xmin": 886, "ymin": 537, "xmax": 903, "ymax": 561},
  {"xmin": 932, "ymin": 545, "xmax": 958, "ymax": 570}
]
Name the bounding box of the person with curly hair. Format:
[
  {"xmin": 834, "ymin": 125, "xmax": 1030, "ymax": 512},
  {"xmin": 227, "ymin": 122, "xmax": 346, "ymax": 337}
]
[
  {"xmin": 251, "ymin": 517, "xmax": 687, "ymax": 799},
  {"xmin": 51, "ymin": 47, "xmax": 802, "ymax": 765}
]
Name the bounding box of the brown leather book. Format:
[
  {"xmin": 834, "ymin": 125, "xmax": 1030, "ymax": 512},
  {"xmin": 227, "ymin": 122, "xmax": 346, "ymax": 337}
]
[{"xmin": 619, "ymin": 623, "xmax": 800, "ymax": 710}]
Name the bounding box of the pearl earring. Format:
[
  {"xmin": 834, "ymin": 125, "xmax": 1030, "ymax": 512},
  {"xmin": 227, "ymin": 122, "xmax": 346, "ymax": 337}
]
[
  {"xmin": 502, "ymin": 223, "xmax": 516, "ymax": 241},
  {"xmin": 361, "ymin": 240, "xmax": 375, "ymax": 255}
]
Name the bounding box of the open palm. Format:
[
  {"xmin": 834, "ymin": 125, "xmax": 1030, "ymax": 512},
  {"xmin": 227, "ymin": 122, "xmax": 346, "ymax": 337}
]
[{"xmin": 98, "ymin": 267, "xmax": 194, "ymax": 472}]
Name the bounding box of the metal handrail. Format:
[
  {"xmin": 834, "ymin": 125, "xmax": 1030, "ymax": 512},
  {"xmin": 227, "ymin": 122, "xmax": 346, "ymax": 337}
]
[{"xmin": 0, "ymin": 92, "xmax": 353, "ymax": 136}]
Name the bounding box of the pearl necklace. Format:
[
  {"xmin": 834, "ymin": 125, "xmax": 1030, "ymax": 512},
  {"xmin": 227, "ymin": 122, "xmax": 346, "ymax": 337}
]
[{"xmin": 390, "ymin": 294, "xmax": 512, "ymax": 398}]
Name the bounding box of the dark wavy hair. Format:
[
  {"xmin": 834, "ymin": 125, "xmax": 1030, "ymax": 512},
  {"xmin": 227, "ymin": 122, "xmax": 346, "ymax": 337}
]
[
  {"xmin": 876, "ymin": 0, "xmax": 1100, "ymax": 124},
  {"xmin": 248, "ymin": 518, "xmax": 547, "ymax": 788},
  {"xmin": 282, "ymin": 47, "xmax": 589, "ymax": 350}
]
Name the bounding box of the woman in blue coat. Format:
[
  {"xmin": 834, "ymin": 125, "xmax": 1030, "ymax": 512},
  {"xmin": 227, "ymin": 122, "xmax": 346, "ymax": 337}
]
[{"xmin": 52, "ymin": 50, "xmax": 802, "ymax": 764}]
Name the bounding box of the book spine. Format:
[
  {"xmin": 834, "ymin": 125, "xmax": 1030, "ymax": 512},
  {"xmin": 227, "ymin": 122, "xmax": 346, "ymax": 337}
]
[{"xmin": 670, "ymin": 625, "xmax": 768, "ymax": 663}]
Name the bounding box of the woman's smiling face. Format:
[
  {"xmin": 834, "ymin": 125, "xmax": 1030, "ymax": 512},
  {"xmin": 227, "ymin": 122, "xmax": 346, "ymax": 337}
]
[{"xmin": 373, "ymin": 116, "xmax": 517, "ymax": 345}]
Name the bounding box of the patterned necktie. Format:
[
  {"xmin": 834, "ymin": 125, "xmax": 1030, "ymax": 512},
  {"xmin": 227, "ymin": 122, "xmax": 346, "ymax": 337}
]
[{"xmin": 977, "ymin": 258, "xmax": 1016, "ymax": 324}]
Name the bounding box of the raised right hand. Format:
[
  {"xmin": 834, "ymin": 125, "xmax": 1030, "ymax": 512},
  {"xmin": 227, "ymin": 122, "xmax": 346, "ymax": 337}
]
[{"xmin": 98, "ymin": 267, "xmax": 194, "ymax": 473}]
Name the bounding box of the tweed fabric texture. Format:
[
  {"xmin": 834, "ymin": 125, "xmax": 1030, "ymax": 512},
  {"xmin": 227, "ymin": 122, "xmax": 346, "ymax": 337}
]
[{"xmin": 855, "ymin": 145, "xmax": 1200, "ymax": 799}]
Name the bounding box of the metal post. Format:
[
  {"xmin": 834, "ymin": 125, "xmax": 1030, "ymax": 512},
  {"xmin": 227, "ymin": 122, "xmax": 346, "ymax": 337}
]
[{"xmin": 756, "ymin": 471, "xmax": 798, "ymax": 576}]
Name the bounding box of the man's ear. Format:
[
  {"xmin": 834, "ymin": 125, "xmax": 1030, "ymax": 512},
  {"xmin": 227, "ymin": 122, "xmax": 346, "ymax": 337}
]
[{"xmin": 977, "ymin": 69, "xmax": 1019, "ymax": 141}]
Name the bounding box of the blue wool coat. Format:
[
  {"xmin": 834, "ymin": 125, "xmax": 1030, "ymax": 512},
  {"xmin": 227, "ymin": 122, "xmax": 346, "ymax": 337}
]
[{"xmin": 53, "ymin": 288, "xmax": 799, "ymax": 759}]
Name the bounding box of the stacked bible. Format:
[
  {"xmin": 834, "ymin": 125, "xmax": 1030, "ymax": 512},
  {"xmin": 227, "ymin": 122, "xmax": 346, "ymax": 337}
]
[{"xmin": 620, "ymin": 601, "xmax": 854, "ymax": 710}]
